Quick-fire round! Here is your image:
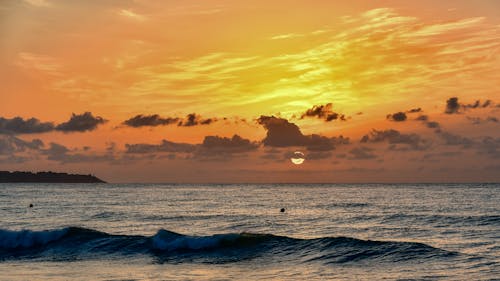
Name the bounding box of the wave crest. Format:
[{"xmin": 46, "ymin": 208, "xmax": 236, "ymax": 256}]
[{"xmin": 0, "ymin": 227, "xmax": 457, "ymax": 263}]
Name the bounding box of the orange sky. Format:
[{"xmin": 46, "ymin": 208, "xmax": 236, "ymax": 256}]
[{"xmin": 1, "ymin": 0, "xmax": 499, "ymax": 182}]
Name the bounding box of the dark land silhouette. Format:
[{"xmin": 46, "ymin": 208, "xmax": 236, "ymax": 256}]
[{"xmin": 0, "ymin": 171, "xmax": 106, "ymax": 183}]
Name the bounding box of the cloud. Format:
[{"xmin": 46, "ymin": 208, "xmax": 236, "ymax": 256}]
[
  {"xmin": 123, "ymin": 114, "xmax": 180, "ymax": 128},
  {"xmin": 42, "ymin": 142, "xmax": 116, "ymax": 163},
  {"xmin": 23, "ymin": 0, "xmax": 51, "ymax": 7},
  {"xmin": 56, "ymin": 112, "xmax": 107, "ymax": 132},
  {"xmin": 426, "ymin": 121, "xmax": 441, "ymax": 129},
  {"xmin": 360, "ymin": 129, "xmax": 430, "ymax": 150},
  {"xmin": 16, "ymin": 52, "xmax": 62, "ymax": 76},
  {"xmin": 0, "ymin": 116, "xmax": 55, "ymax": 134},
  {"xmin": 436, "ymin": 131, "xmax": 474, "ymax": 148},
  {"xmin": 257, "ymin": 116, "xmax": 308, "ymax": 147},
  {"xmin": 466, "ymin": 116, "xmax": 499, "ymax": 125},
  {"xmin": 199, "ymin": 135, "xmax": 258, "ymax": 153},
  {"xmin": 117, "ymin": 9, "xmax": 147, "ymax": 21},
  {"xmin": 124, "ymin": 134, "xmax": 258, "ymax": 162},
  {"xmin": 415, "ymin": 115, "xmax": 441, "ymax": 129},
  {"xmin": 407, "ymin": 108, "xmax": 422, "ymax": 113},
  {"xmin": 445, "ymin": 97, "xmax": 495, "ymax": 114},
  {"xmin": 270, "ymin": 33, "xmax": 304, "ymax": 40},
  {"xmin": 306, "ymin": 135, "xmax": 350, "ymax": 151},
  {"xmin": 194, "ymin": 135, "xmax": 259, "ymax": 160},
  {"xmin": 348, "ymin": 146, "xmax": 377, "ymax": 160},
  {"xmin": 178, "ymin": 113, "xmax": 216, "ymax": 127},
  {"xmin": 386, "ymin": 112, "xmax": 407, "ymax": 122},
  {"xmin": 0, "ymin": 113, "xmax": 108, "ymax": 135},
  {"xmin": 306, "ymin": 151, "xmax": 333, "ymax": 160},
  {"xmin": 387, "ymin": 108, "xmax": 423, "ymax": 122},
  {"xmin": 301, "ymin": 103, "xmax": 347, "ymax": 122},
  {"xmin": 463, "ymin": 99, "xmax": 493, "ymax": 109},
  {"xmin": 445, "ymin": 97, "xmax": 460, "ymax": 114},
  {"xmin": 0, "ymin": 135, "xmax": 44, "ymax": 155},
  {"xmin": 125, "ymin": 139, "xmax": 196, "ymax": 154},
  {"xmin": 0, "ymin": 136, "xmax": 118, "ymax": 164},
  {"xmin": 123, "ymin": 113, "xmax": 218, "ymax": 128},
  {"xmin": 257, "ymin": 115, "xmax": 349, "ymax": 151}
]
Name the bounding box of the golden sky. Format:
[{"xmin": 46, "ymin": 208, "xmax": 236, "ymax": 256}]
[{"xmin": 1, "ymin": 0, "xmax": 499, "ymax": 182}]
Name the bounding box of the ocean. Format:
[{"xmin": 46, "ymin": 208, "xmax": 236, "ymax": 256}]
[{"xmin": 0, "ymin": 183, "xmax": 498, "ymax": 280}]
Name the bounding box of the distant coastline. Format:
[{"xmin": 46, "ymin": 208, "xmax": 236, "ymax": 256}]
[{"xmin": 0, "ymin": 171, "xmax": 106, "ymax": 183}]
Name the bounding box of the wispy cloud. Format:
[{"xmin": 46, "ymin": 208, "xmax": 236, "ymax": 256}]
[
  {"xmin": 16, "ymin": 52, "xmax": 62, "ymax": 76},
  {"xmin": 23, "ymin": 0, "xmax": 51, "ymax": 7},
  {"xmin": 19, "ymin": 7, "xmax": 500, "ymax": 123},
  {"xmin": 117, "ymin": 9, "xmax": 147, "ymax": 21},
  {"xmin": 270, "ymin": 33, "xmax": 304, "ymax": 40}
]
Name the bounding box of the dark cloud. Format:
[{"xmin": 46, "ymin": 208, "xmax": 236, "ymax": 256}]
[
  {"xmin": 416, "ymin": 115, "xmax": 428, "ymax": 121},
  {"xmin": 387, "ymin": 108, "xmax": 423, "ymax": 122},
  {"xmin": 199, "ymin": 135, "xmax": 258, "ymax": 153},
  {"xmin": 305, "ymin": 134, "xmax": 336, "ymax": 151},
  {"xmin": 43, "ymin": 143, "xmax": 69, "ymax": 158},
  {"xmin": 42, "ymin": 143, "xmax": 116, "ymax": 163},
  {"xmin": 445, "ymin": 97, "xmax": 494, "ymax": 114},
  {"xmin": 407, "ymin": 108, "xmax": 422, "ymax": 113},
  {"xmin": 123, "ymin": 113, "xmax": 219, "ymax": 128},
  {"xmin": 4, "ymin": 155, "xmax": 30, "ymax": 164},
  {"xmin": 125, "ymin": 134, "xmax": 258, "ymax": 162},
  {"xmin": 482, "ymin": 100, "xmax": 492, "ymax": 108},
  {"xmin": 0, "ymin": 135, "xmax": 44, "ymax": 155},
  {"xmin": 306, "ymin": 135, "xmax": 350, "ymax": 151},
  {"xmin": 436, "ymin": 131, "xmax": 474, "ymax": 148},
  {"xmin": 56, "ymin": 112, "xmax": 107, "ymax": 132},
  {"xmin": 257, "ymin": 115, "xmax": 349, "ymax": 151},
  {"xmin": 194, "ymin": 135, "xmax": 259, "ymax": 160},
  {"xmin": 487, "ymin": 116, "xmax": 499, "ymax": 123},
  {"xmin": 0, "ymin": 136, "xmax": 118, "ymax": 164},
  {"xmin": 386, "ymin": 112, "xmax": 407, "ymax": 122},
  {"xmin": 306, "ymin": 151, "xmax": 333, "ymax": 160},
  {"xmin": 445, "ymin": 97, "xmax": 460, "ymax": 114},
  {"xmin": 348, "ymin": 146, "xmax": 377, "ymax": 160},
  {"xmin": 178, "ymin": 113, "xmax": 216, "ymax": 127},
  {"xmin": 466, "ymin": 116, "xmax": 499, "ymax": 125},
  {"xmin": 123, "ymin": 114, "xmax": 179, "ymax": 128},
  {"xmin": 0, "ymin": 116, "xmax": 54, "ymax": 134},
  {"xmin": 360, "ymin": 129, "xmax": 430, "ymax": 150},
  {"xmin": 301, "ymin": 103, "xmax": 347, "ymax": 122},
  {"xmin": 464, "ymin": 99, "xmax": 492, "ymax": 109},
  {"xmin": 415, "ymin": 115, "xmax": 441, "ymax": 129},
  {"xmin": 257, "ymin": 116, "xmax": 308, "ymax": 147},
  {"xmin": 426, "ymin": 121, "xmax": 441, "ymax": 129},
  {"xmin": 125, "ymin": 139, "xmax": 196, "ymax": 154}
]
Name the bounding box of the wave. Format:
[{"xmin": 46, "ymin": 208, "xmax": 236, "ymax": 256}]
[{"xmin": 0, "ymin": 227, "xmax": 457, "ymax": 263}]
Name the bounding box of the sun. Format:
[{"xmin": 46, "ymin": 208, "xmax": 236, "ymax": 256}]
[{"xmin": 290, "ymin": 151, "xmax": 305, "ymax": 165}]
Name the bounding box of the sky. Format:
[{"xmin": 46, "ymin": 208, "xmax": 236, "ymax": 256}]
[{"xmin": 0, "ymin": 0, "xmax": 499, "ymax": 183}]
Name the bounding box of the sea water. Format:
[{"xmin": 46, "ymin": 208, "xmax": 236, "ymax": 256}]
[{"xmin": 0, "ymin": 183, "xmax": 498, "ymax": 280}]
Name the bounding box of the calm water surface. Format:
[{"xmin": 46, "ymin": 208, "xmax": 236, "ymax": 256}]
[{"xmin": 0, "ymin": 183, "xmax": 498, "ymax": 280}]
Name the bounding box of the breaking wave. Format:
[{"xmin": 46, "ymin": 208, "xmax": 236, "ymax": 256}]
[{"xmin": 0, "ymin": 227, "xmax": 457, "ymax": 263}]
